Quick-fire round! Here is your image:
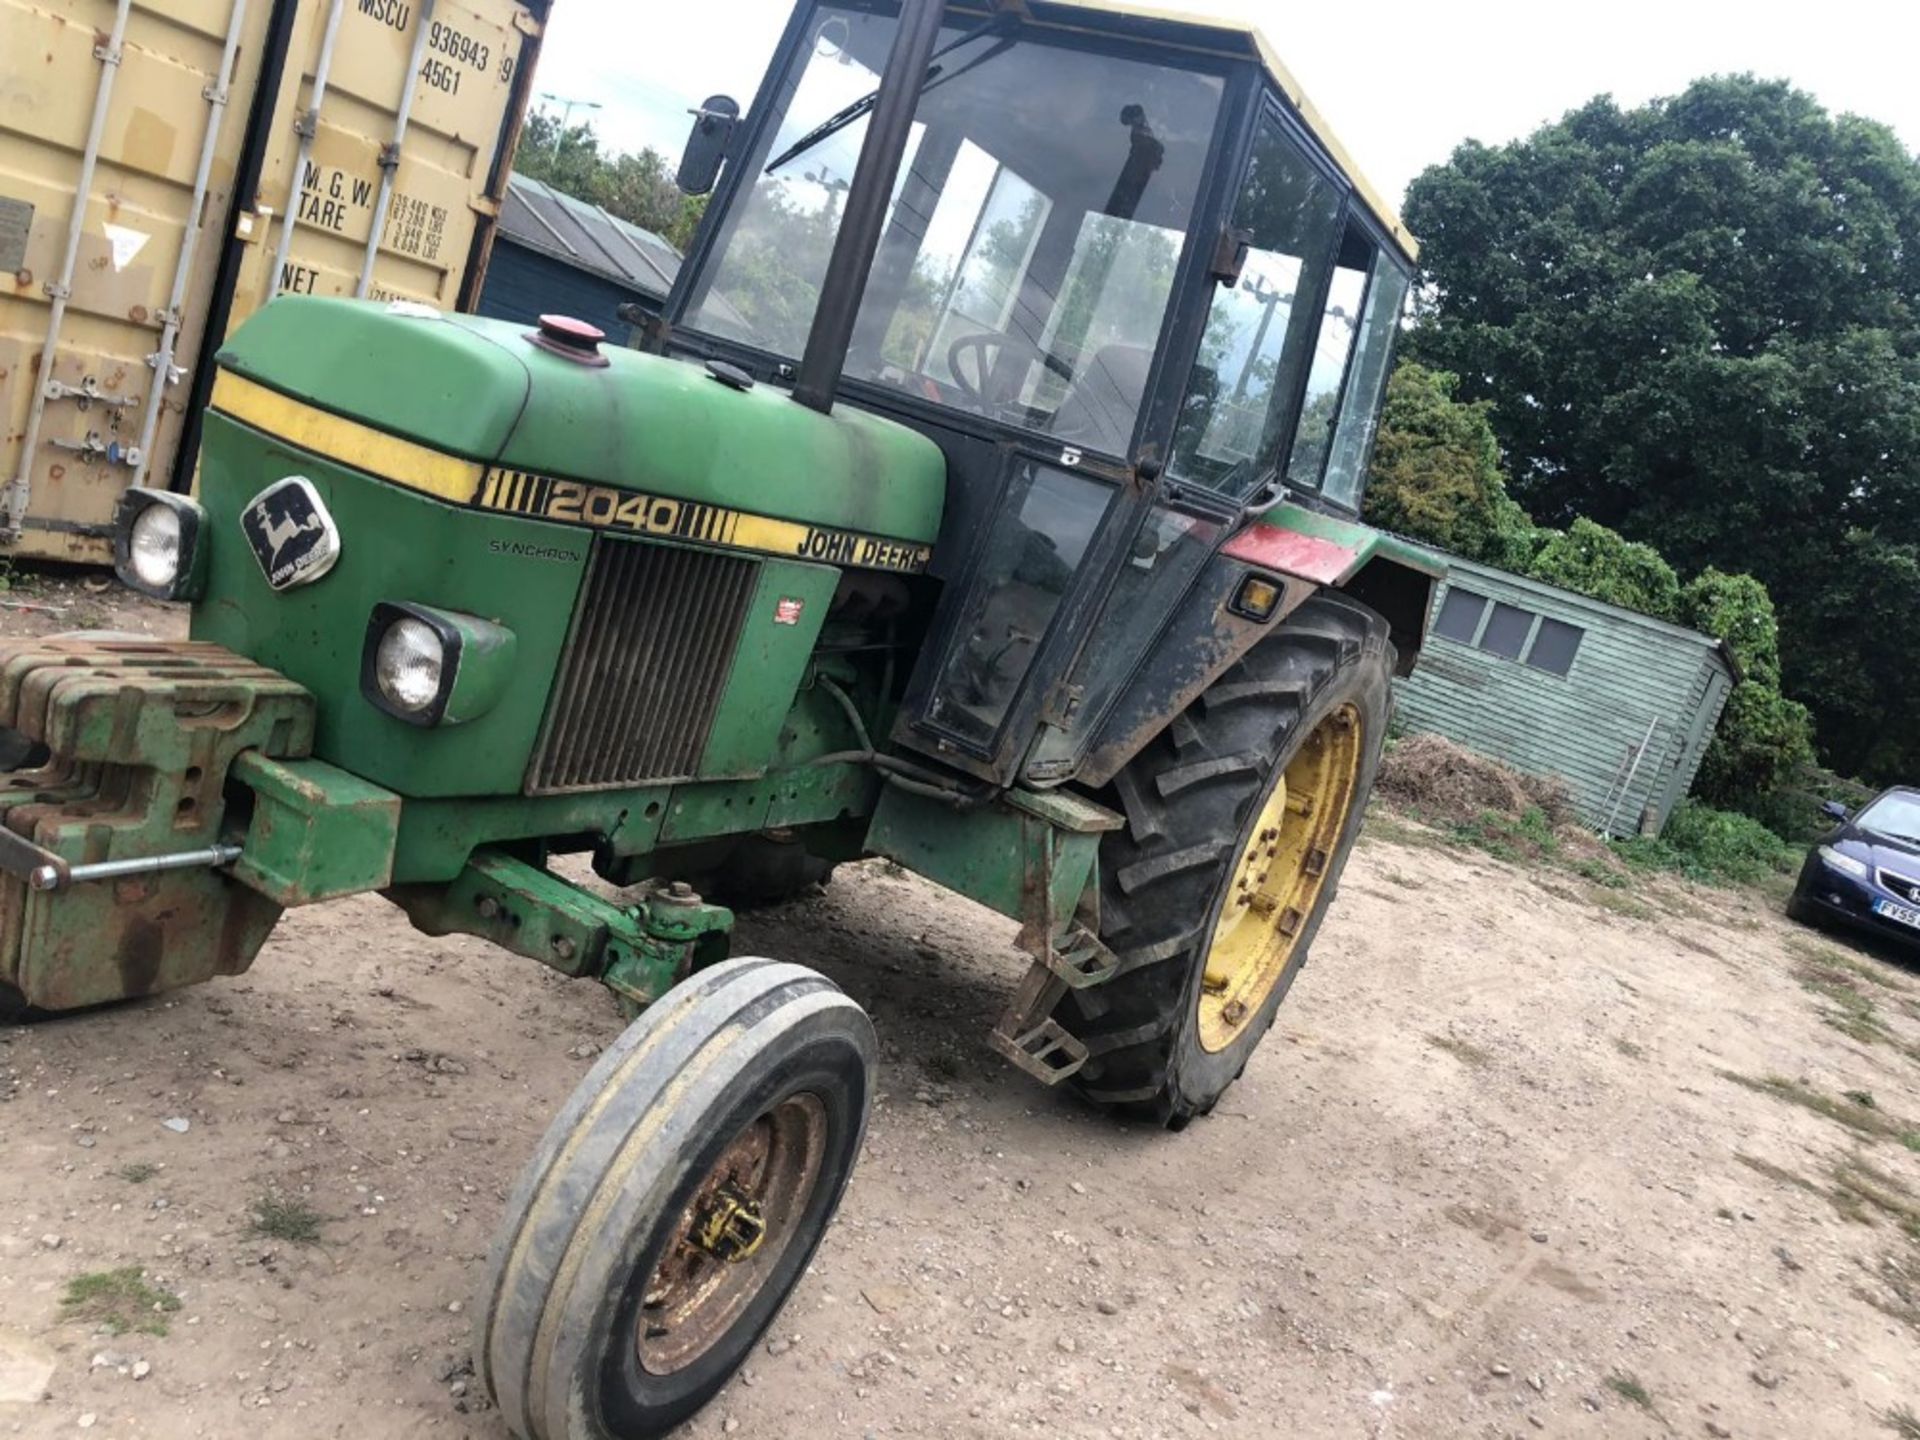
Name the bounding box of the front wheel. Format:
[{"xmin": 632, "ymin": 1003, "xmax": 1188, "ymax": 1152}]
[
  {"xmin": 1058, "ymin": 591, "xmax": 1394, "ymax": 1128},
  {"xmin": 477, "ymin": 958, "xmax": 874, "ymax": 1439}
]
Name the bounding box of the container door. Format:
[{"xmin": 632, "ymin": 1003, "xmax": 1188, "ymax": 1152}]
[
  {"xmin": 0, "ymin": 0, "xmax": 276, "ymax": 561},
  {"xmin": 224, "ymin": 0, "xmax": 544, "ymax": 331}
]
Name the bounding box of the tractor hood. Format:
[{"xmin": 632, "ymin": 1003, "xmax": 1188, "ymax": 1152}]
[{"xmin": 213, "ymin": 297, "xmax": 945, "ymax": 546}]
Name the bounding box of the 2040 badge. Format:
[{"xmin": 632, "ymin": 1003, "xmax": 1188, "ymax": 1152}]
[{"xmin": 242, "ymin": 476, "xmax": 341, "ymax": 590}]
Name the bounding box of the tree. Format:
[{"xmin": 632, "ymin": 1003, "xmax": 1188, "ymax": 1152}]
[
  {"xmin": 1402, "ymin": 75, "xmax": 1920, "ymax": 781},
  {"xmin": 1679, "ymin": 570, "xmax": 1815, "ymax": 805},
  {"xmin": 1362, "ymin": 362, "xmax": 1538, "ymax": 569},
  {"xmin": 516, "ymin": 112, "xmax": 708, "ymax": 251},
  {"xmin": 1527, "ymin": 517, "xmax": 1682, "ymax": 621}
]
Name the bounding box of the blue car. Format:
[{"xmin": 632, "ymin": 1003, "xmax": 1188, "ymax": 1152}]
[{"xmin": 1788, "ymin": 786, "xmax": 1920, "ymax": 950}]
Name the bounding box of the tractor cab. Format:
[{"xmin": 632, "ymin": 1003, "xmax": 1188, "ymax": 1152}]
[{"xmin": 655, "ymin": 0, "xmax": 1419, "ymax": 788}]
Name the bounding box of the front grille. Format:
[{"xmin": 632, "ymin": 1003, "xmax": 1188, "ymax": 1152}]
[
  {"xmin": 527, "ymin": 539, "xmax": 759, "ymax": 794},
  {"xmin": 1879, "ymin": 869, "xmax": 1920, "ymax": 906}
]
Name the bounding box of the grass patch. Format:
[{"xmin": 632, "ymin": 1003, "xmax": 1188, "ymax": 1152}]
[
  {"xmin": 1604, "ymin": 1371, "xmax": 1653, "ymax": 1410},
  {"xmin": 1717, "ymin": 1071, "xmax": 1915, "ymax": 1142},
  {"xmin": 1613, "ymin": 801, "xmax": 1799, "ymax": 888},
  {"xmin": 1584, "ymin": 885, "xmax": 1657, "ymax": 921},
  {"xmin": 1360, "ymin": 811, "xmax": 1453, "ymax": 852},
  {"xmin": 1859, "ymin": 1252, "xmax": 1920, "ymax": 1335},
  {"xmin": 1737, "ymin": 1150, "xmax": 1920, "ymax": 1236},
  {"xmin": 1882, "ymin": 1404, "xmax": 1920, "ymax": 1439},
  {"xmin": 1735, "ymin": 1151, "xmax": 1827, "ymax": 1196},
  {"xmin": 1795, "ymin": 961, "xmax": 1896, "ymax": 1046},
  {"xmin": 114, "ymin": 1162, "xmax": 158, "ymax": 1184},
  {"xmin": 61, "ymin": 1267, "xmax": 180, "ymax": 1337},
  {"xmin": 247, "ymin": 1194, "xmax": 325, "ymax": 1245},
  {"xmin": 1786, "ymin": 935, "xmax": 1913, "ymax": 993},
  {"xmin": 1570, "ymin": 855, "xmax": 1631, "ymax": 889},
  {"xmin": 1425, "ymin": 1033, "xmax": 1493, "ymax": 1068},
  {"xmin": 1831, "ymin": 1158, "xmax": 1920, "ymax": 1242},
  {"xmin": 1451, "ymin": 805, "xmax": 1559, "ymax": 864}
]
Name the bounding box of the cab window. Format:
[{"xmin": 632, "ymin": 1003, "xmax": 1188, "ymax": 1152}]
[{"xmin": 1167, "ymin": 115, "xmax": 1343, "ymax": 497}]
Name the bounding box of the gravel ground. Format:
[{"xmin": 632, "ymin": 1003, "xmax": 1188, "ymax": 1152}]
[{"xmin": 2, "ymin": 586, "xmax": 1918, "ymax": 1439}]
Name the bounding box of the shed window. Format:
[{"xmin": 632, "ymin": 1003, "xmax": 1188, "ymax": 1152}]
[
  {"xmin": 1526, "ymin": 618, "xmax": 1584, "ymax": 676},
  {"xmin": 1478, "ymin": 602, "xmax": 1533, "ymax": 659},
  {"xmin": 1433, "ymin": 587, "xmax": 1488, "ymax": 643}
]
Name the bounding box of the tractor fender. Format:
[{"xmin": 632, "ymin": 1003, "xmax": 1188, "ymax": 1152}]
[{"xmin": 1073, "ymin": 509, "xmax": 1441, "ymax": 790}]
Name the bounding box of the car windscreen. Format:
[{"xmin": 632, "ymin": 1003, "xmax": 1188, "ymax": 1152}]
[{"xmin": 1860, "ymin": 791, "xmax": 1920, "ymax": 845}]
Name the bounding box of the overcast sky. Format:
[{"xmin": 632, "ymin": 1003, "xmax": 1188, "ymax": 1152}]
[{"xmin": 532, "ymin": 0, "xmax": 1919, "ymax": 212}]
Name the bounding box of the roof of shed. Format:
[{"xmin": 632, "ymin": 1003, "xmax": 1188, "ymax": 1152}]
[
  {"xmin": 1413, "ymin": 544, "xmax": 1743, "ymax": 683},
  {"xmin": 497, "ymin": 174, "xmax": 684, "ymax": 296}
]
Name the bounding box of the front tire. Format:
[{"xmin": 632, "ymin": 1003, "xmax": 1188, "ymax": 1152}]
[
  {"xmin": 477, "ymin": 958, "xmax": 874, "ymax": 1440},
  {"xmin": 1058, "ymin": 592, "xmax": 1394, "ymax": 1127}
]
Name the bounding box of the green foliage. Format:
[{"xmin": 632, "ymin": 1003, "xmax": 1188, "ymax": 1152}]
[
  {"xmin": 1683, "ymin": 570, "xmax": 1782, "ymax": 685},
  {"xmin": 1613, "ymin": 800, "xmax": 1799, "ymax": 886},
  {"xmin": 516, "ymin": 112, "xmax": 707, "ymax": 251},
  {"xmin": 1403, "ymin": 76, "xmax": 1920, "ymax": 783},
  {"xmin": 1605, "ymin": 1372, "xmax": 1654, "ymax": 1411},
  {"xmin": 1693, "ymin": 678, "xmax": 1817, "ymax": 807},
  {"xmin": 248, "ymin": 1194, "xmax": 325, "ymax": 1246},
  {"xmin": 1362, "ymin": 362, "xmax": 1539, "ymax": 569},
  {"xmin": 1679, "ymin": 569, "xmax": 1816, "ymax": 806},
  {"xmin": 1451, "ymin": 805, "xmax": 1559, "ymax": 863},
  {"xmin": 1526, "ymin": 518, "xmax": 1682, "ymax": 620},
  {"xmin": 61, "ymin": 1267, "xmax": 181, "ymax": 1337},
  {"xmin": 1741, "ymin": 761, "xmax": 1876, "ymax": 843}
]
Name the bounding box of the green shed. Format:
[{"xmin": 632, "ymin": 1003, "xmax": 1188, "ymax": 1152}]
[{"xmin": 1395, "ymin": 550, "xmax": 1740, "ymax": 835}]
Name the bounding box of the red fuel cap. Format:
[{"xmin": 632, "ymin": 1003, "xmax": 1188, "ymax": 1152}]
[{"xmin": 526, "ymin": 313, "xmax": 610, "ymax": 367}]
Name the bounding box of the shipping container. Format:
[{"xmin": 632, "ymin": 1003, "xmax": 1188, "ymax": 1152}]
[{"xmin": 0, "ymin": 0, "xmax": 548, "ymax": 563}]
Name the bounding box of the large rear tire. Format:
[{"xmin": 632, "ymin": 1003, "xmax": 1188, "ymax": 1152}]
[
  {"xmin": 1057, "ymin": 592, "xmax": 1394, "ymax": 1127},
  {"xmin": 477, "ymin": 958, "xmax": 874, "ymax": 1439}
]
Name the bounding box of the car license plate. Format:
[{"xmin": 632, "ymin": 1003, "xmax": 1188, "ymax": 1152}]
[{"xmin": 1872, "ymin": 898, "xmax": 1920, "ymax": 930}]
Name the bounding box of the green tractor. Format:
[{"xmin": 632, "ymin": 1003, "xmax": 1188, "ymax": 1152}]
[{"xmin": 1, "ymin": 1, "xmax": 1439, "ymax": 1434}]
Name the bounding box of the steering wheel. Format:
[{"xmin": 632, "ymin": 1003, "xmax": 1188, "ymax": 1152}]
[{"xmin": 945, "ymin": 330, "xmax": 1076, "ymax": 413}]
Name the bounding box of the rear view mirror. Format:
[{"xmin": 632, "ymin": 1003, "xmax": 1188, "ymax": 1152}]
[
  {"xmin": 678, "ymin": 95, "xmax": 740, "ymax": 196},
  {"xmin": 1820, "ymin": 799, "xmax": 1851, "ymax": 822}
]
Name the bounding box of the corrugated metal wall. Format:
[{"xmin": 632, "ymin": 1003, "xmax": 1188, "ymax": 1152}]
[{"xmin": 1395, "ymin": 553, "xmax": 1736, "ymax": 835}]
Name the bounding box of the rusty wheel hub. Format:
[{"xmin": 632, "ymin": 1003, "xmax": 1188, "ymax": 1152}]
[{"xmin": 635, "ymin": 1092, "xmax": 827, "ymax": 1375}]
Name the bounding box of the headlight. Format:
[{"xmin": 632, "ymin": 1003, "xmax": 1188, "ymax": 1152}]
[
  {"xmin": 129, "ymin": 505, "xmax": 180, "ymax": 588},
  {"xmin": 376, "ymin": 618, "xmax": 445, "ymax": 715},
  {"xmin": 1818, "ymin": 845, "xmax": 1869, "ymax": 880},
  {"xmin": 112, "ymin": 488, "xmax": 207, "ymax": 600},
  {"xmin": 361, "ymin": 602, "xmax": 517, "ymax": 727}
]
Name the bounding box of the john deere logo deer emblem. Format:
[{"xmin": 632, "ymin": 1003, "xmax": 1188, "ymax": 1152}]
[{"xmin": 242, "ymin": 476, "xmax": 341, "ymax": 590}]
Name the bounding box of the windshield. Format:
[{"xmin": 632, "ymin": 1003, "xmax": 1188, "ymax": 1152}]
[
  {"xmin": 682, "ymin": 5, "xmax": 1225, "ymax": 458},
  {"xmin": 1861, "ymin": 791, "xmax": 1920, "ymax": 843}
]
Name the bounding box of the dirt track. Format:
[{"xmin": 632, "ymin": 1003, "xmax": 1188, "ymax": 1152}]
[{"xmin": 3, "ymin": 591, "xmax": 1919, "ymax": 1438}]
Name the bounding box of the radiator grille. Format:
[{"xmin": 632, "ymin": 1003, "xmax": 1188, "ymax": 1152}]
[{"xmin": 527, "ymin": 540, "xmax": 759, "ymax": 794}]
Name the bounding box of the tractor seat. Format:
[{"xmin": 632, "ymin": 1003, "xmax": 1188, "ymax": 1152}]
[{"xmin": 1049, "ymin": 343, "xmax": 1152, "ymax": 458}]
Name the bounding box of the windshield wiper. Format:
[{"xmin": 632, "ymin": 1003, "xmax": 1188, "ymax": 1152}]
[{"xmin": 766, "ymin": 15, "xmax": 1012, "ymax": 175}]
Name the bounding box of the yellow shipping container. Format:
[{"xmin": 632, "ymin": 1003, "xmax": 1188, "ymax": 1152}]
[{"xmin": 0, "ymin": 0, "xmax": 548, "ymax": 563}]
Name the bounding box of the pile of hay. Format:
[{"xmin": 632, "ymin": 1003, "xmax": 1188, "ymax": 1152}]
[{"xmin": 1375, "ymin": 733, "xmax": 1577, "ymax": 830}]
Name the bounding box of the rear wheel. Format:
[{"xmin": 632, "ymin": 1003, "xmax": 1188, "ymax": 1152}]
[
  {"xmin": 1057, "ymin": 592, "xmax": 1394, "ymax": 1127},
  {"xmin": 477, "ymin": 958, "xmax": 873, "ymax": 1440}
]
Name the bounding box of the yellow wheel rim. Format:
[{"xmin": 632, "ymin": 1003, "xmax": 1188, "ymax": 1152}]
[{"xmin": 1197, "ymin": 703, "xmax": 1364, "ymax": 1053}]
